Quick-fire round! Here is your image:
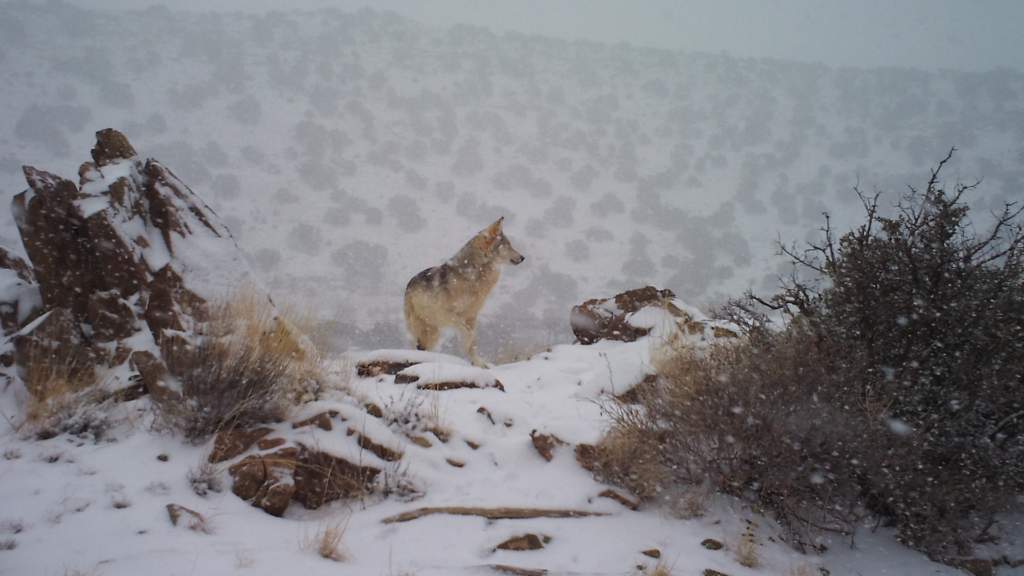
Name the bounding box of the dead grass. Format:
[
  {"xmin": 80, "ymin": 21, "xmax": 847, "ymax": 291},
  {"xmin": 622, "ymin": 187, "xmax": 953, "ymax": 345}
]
[
  {"xmin": 156, "ymin": 289, "xmax": 326, "ymax": 439},
  {"xmin": 187, "ymin": 461, "xmax": 223, "ymax": 496},
  {"xmin": 234, "ymin": 547, "xmax": 255, "ymax": 569},
  {"xmin": 631, "ymin": 560, "xmax": 675, "ymax": 576},
  {"xmin": 731, "ymin": 522, "xmax": 761, "ymax": 568},
  {"xmin": 661, "ymin": 486, "xmax": 711, "ymax": 520},
  {"xmin": 585, "ymin": 408, "xmax": 667, "ymax": 500},
  {"xmin": 17, "ymin": 344, "xmax": 110, "ymax": 440},
  {"xmin": 300, "ymin": 515, "xmax": 349, "ymax": 562}
]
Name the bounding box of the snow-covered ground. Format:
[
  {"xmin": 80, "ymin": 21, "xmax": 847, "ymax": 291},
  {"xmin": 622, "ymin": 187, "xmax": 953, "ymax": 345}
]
[{"xmin": 1, "ymin": 332, "xmax": 1003, "ymax": 576}]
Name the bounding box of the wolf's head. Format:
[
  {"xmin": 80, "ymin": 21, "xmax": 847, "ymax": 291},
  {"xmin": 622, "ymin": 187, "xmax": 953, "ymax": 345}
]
[{"xmin": 481, "ymin": 217, "xmax": 525, "ymax": 266}]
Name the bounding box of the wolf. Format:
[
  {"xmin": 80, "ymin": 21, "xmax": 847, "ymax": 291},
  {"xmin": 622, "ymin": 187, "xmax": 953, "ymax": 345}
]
[{"xmin": 404, "ymin": 217, "xmax": 524, "ymax": 367}]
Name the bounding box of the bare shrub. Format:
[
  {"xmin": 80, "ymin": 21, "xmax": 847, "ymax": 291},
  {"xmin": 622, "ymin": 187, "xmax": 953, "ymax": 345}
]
[
  {"xmin": 598, "ymin": 329, "xmax": 872, "ymax": 548},
  {"xmin": 591, "ymin": 152, "xmax": 1024, "ymax": 561},
  {"xmin": 188, "ymin": 461, "xmax": 223, "ymax": 496},
  {"xmin": 155, "ymin": 291, "xmax": 324, "ymax": 439}
]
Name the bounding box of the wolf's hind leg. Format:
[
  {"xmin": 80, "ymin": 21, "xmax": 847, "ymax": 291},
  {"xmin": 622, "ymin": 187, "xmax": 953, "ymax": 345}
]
[
  {"xmin": 405, "ymin": 306, "xmax": 441, "ymax": 351},
  {"xmin": 416, "ymin": 324, "xmax": 441, "ymax": 351}
]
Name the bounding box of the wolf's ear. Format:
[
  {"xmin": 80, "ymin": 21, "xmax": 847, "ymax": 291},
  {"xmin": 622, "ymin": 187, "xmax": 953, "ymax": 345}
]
[{"xmin": 485, "ymin": 217, "xmax": 503, "ymax": 237}]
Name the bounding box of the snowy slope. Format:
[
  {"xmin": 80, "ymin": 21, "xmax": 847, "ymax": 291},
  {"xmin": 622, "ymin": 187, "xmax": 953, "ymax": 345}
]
[{"xmin": 0, "ymin": 333, "xmax": 994, "ymax": 576}]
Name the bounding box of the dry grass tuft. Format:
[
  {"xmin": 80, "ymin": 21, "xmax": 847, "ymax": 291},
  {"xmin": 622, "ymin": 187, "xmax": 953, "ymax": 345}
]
[
  {"xmin": 731, "ymin": 522, "xmax": 761, "ymax": 568},
  {"xmin": 661, "ymin": 486, "xmax": 711, "ymax": 520},
  {"xmin": 17, "ymin": 344, "xmax": 110, "ymax": 440},
  {"xmin": 300, "ymin": 515, "xmax": 349, "ymax": 562},
  {"xmin": 156, "ymin": 289, "xmax": 325, "ymax": 439},
  {"xmin": 187, "ymin": 461, "xmax": 223, "ymax": 496},
  {"xmin": 234, "ymin": 547, "xmax": 255, "ymax": 569},
  {"xmin": 632, "ymin": 560, "xmax": 675, "ymax": 576}
]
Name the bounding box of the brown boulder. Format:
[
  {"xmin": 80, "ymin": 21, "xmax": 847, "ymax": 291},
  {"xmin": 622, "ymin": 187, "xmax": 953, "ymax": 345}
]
[
  {"xmin": 495, "ymin": 534, "xmax": 545, "ymax": 551},
  {"xmin": 570, "ymin": 286, "xmax": 677, "ymax": 344},
  {"xmin": 530, "ymin": 430, "xmax": 565, "ymax": 462},
  {"xmin": 129, "ymin": 350, "xmax": 180, "ymax": 403},
  {"xmin": 292, "ymin": 412, "xmax": 333, "ymax": 431},
  {"xmin": 92, "ymin": 128, "xmax": 137, "ymax": 167},
  {"xmin": 228, "ymin": 447, "xmax": 299, "ymax": 517},
  {"xmin": 87, "ymin": 291, "xmax": 138, "ymax": 342},
  {"xmin": 701, "ymin": 538, "xmax": 724, "ymax": 550},
  {"xmin": 209, "ymin": 427, "xmax": 274, "ymax": 463},
  {"xmin": 0, "ymin": 247, "xmax": 41, "ymax": 336},
  {"xmin": 13, "ymin": 167, "xmax": 96, "ymax": 319},
  {"xmin": 0, "ymin": 246, "xmax": 34, "ymax": 283},
  {"xmin": 642, "ymin": 549, "xmax": 661, "ymax": 559},
  {"xmin": 292, "ymin": 443, "xmax": 381, "ymax": 509},
  {"xmin": 12, "ymin": 308, "xmax": 96, "ymax": 396}
]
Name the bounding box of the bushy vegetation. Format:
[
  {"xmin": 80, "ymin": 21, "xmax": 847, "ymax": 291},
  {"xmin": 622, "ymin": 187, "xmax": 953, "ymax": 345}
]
[
  {"xmin": 156, "ymin": 292, "xmax": 324, "ymax": 439},
  {"xmin": 595, "ymin": 152, "xmax": 1024, "ymax": 560}
]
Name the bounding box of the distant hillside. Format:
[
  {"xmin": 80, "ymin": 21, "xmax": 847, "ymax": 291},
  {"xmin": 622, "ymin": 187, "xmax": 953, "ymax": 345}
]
[{"xmin": 1, "ymin": 2, "xmax": 1021, "ymax": 353}]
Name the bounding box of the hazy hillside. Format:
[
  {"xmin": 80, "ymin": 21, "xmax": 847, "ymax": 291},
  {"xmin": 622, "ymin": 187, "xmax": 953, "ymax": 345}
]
[{"xmin": 1, "ymin": 2, "xmax": 1022, "ymax": 353}]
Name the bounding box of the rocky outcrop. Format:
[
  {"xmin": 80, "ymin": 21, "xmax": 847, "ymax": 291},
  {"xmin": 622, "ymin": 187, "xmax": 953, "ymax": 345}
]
[
  {"xmin": 570, "ymin": 286, "xmax": 739, "ymax": 344},
  {"xmin": 3, "ymin": 128, "xmax": 264, "ymax": 397},
  {"xmin": 570, "ymin": 286, "xmax": 676, "ymax": 344}
]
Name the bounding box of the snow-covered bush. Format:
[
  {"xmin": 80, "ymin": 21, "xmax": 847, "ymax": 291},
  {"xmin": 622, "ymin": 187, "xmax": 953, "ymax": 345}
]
[{"xmin": 594, "ymin": 154, "xmax": 1024, "ymax": 560}]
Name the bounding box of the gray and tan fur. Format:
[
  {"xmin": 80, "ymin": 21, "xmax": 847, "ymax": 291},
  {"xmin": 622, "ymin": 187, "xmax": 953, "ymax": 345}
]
[{"xmin": 404, "ymin": 217, "xmax": 524, "ymax": 367}]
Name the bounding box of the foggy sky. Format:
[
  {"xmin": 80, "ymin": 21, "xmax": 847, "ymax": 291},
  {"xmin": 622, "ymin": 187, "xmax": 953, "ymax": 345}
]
[{"xmin": 61, "ymin": 0, "xmax": 1024, "ymax": 72}]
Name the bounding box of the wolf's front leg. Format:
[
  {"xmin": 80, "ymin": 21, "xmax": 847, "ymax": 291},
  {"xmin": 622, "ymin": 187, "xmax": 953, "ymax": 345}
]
[{"xmin": 454, "ymin": 320, "xmax": 487, "ymax": 368}]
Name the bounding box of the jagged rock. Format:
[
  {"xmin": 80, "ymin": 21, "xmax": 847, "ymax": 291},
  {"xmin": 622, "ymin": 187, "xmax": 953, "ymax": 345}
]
[
  {"xmin": 292, "ymin": 412, "xmax": 333, "ymax": 431},
  {"xmin": 701, "ymin": 538, "xmax": 724, "ymax": 550},
  {"xmin": 87, "ymin": 290, "xmax": 138, "ymax": 342},
  {"xmin": 0, "ymin": 246, "xmax": 34, "ymax": 283},
  {"xmin": 257, "ymin": 437, "xmax": 287, "ymax": 450},
  {"xmin": 495, "ymin": 534, "xmax": 545, "ymax": 551},
  {"xmin": 91, "ymin": 128, "xmax": 137, "ymax": 167},
  {"xmin": 292, "ymin": 443, "xmax": 381, "ymax": 510},
  {"xmin": 8, "ymin": 128, "xmax": 270, "ymax": 402},
  {"xmin": 570, "ymin": 286, "xmax": 677, "ymax": 344},
  {"xmin": 347, "ymin": 428, "xmax": 403, "ymax": 461},
  {"xmin": 209, "ymin": 427, "xmax": 274, "ymax": 463},
  {"xmin": 129, "ymin": 350, "xmax": 179, "ymax": 403},
  {"xmin": 599, "ymin": 489, "xmax": 638, "ymax": 510},
  {"xmin": 703, "ymin": 570, "xmax": 729, "ymax": 576},
  {"xmin": 12, "ymin": 308, "xmax": 96, "ymax": 396},
  {"xmin": 642, "ymin": 549, "xmax": 661, "ymax": 558},
  {"xmin": 0, "ymin": 247, "xmax": 41, "ymax": 336},
  {"xmin": 357, "ymin": 359, "xmax": 418, "ymax": 377},
  {"xmin": 228, "ymin": 447, "xmax": 298, "ymax": 517},
  {"xmin": 570, "ymin": 286, "xmax": 739, "ymax": 344},
  {"xmin": 530, "ymin": 430, "xmax": 565, "ymax": 462}
]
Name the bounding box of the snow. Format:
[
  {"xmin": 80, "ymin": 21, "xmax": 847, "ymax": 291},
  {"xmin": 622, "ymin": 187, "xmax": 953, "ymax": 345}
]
[
  {"xmin": 1, "ymin": 333, "xmax": 992, "ymax": 576},
  {"xmin": 0, "ymin": 3, "xmax": 1021, "ymax": 575}
]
